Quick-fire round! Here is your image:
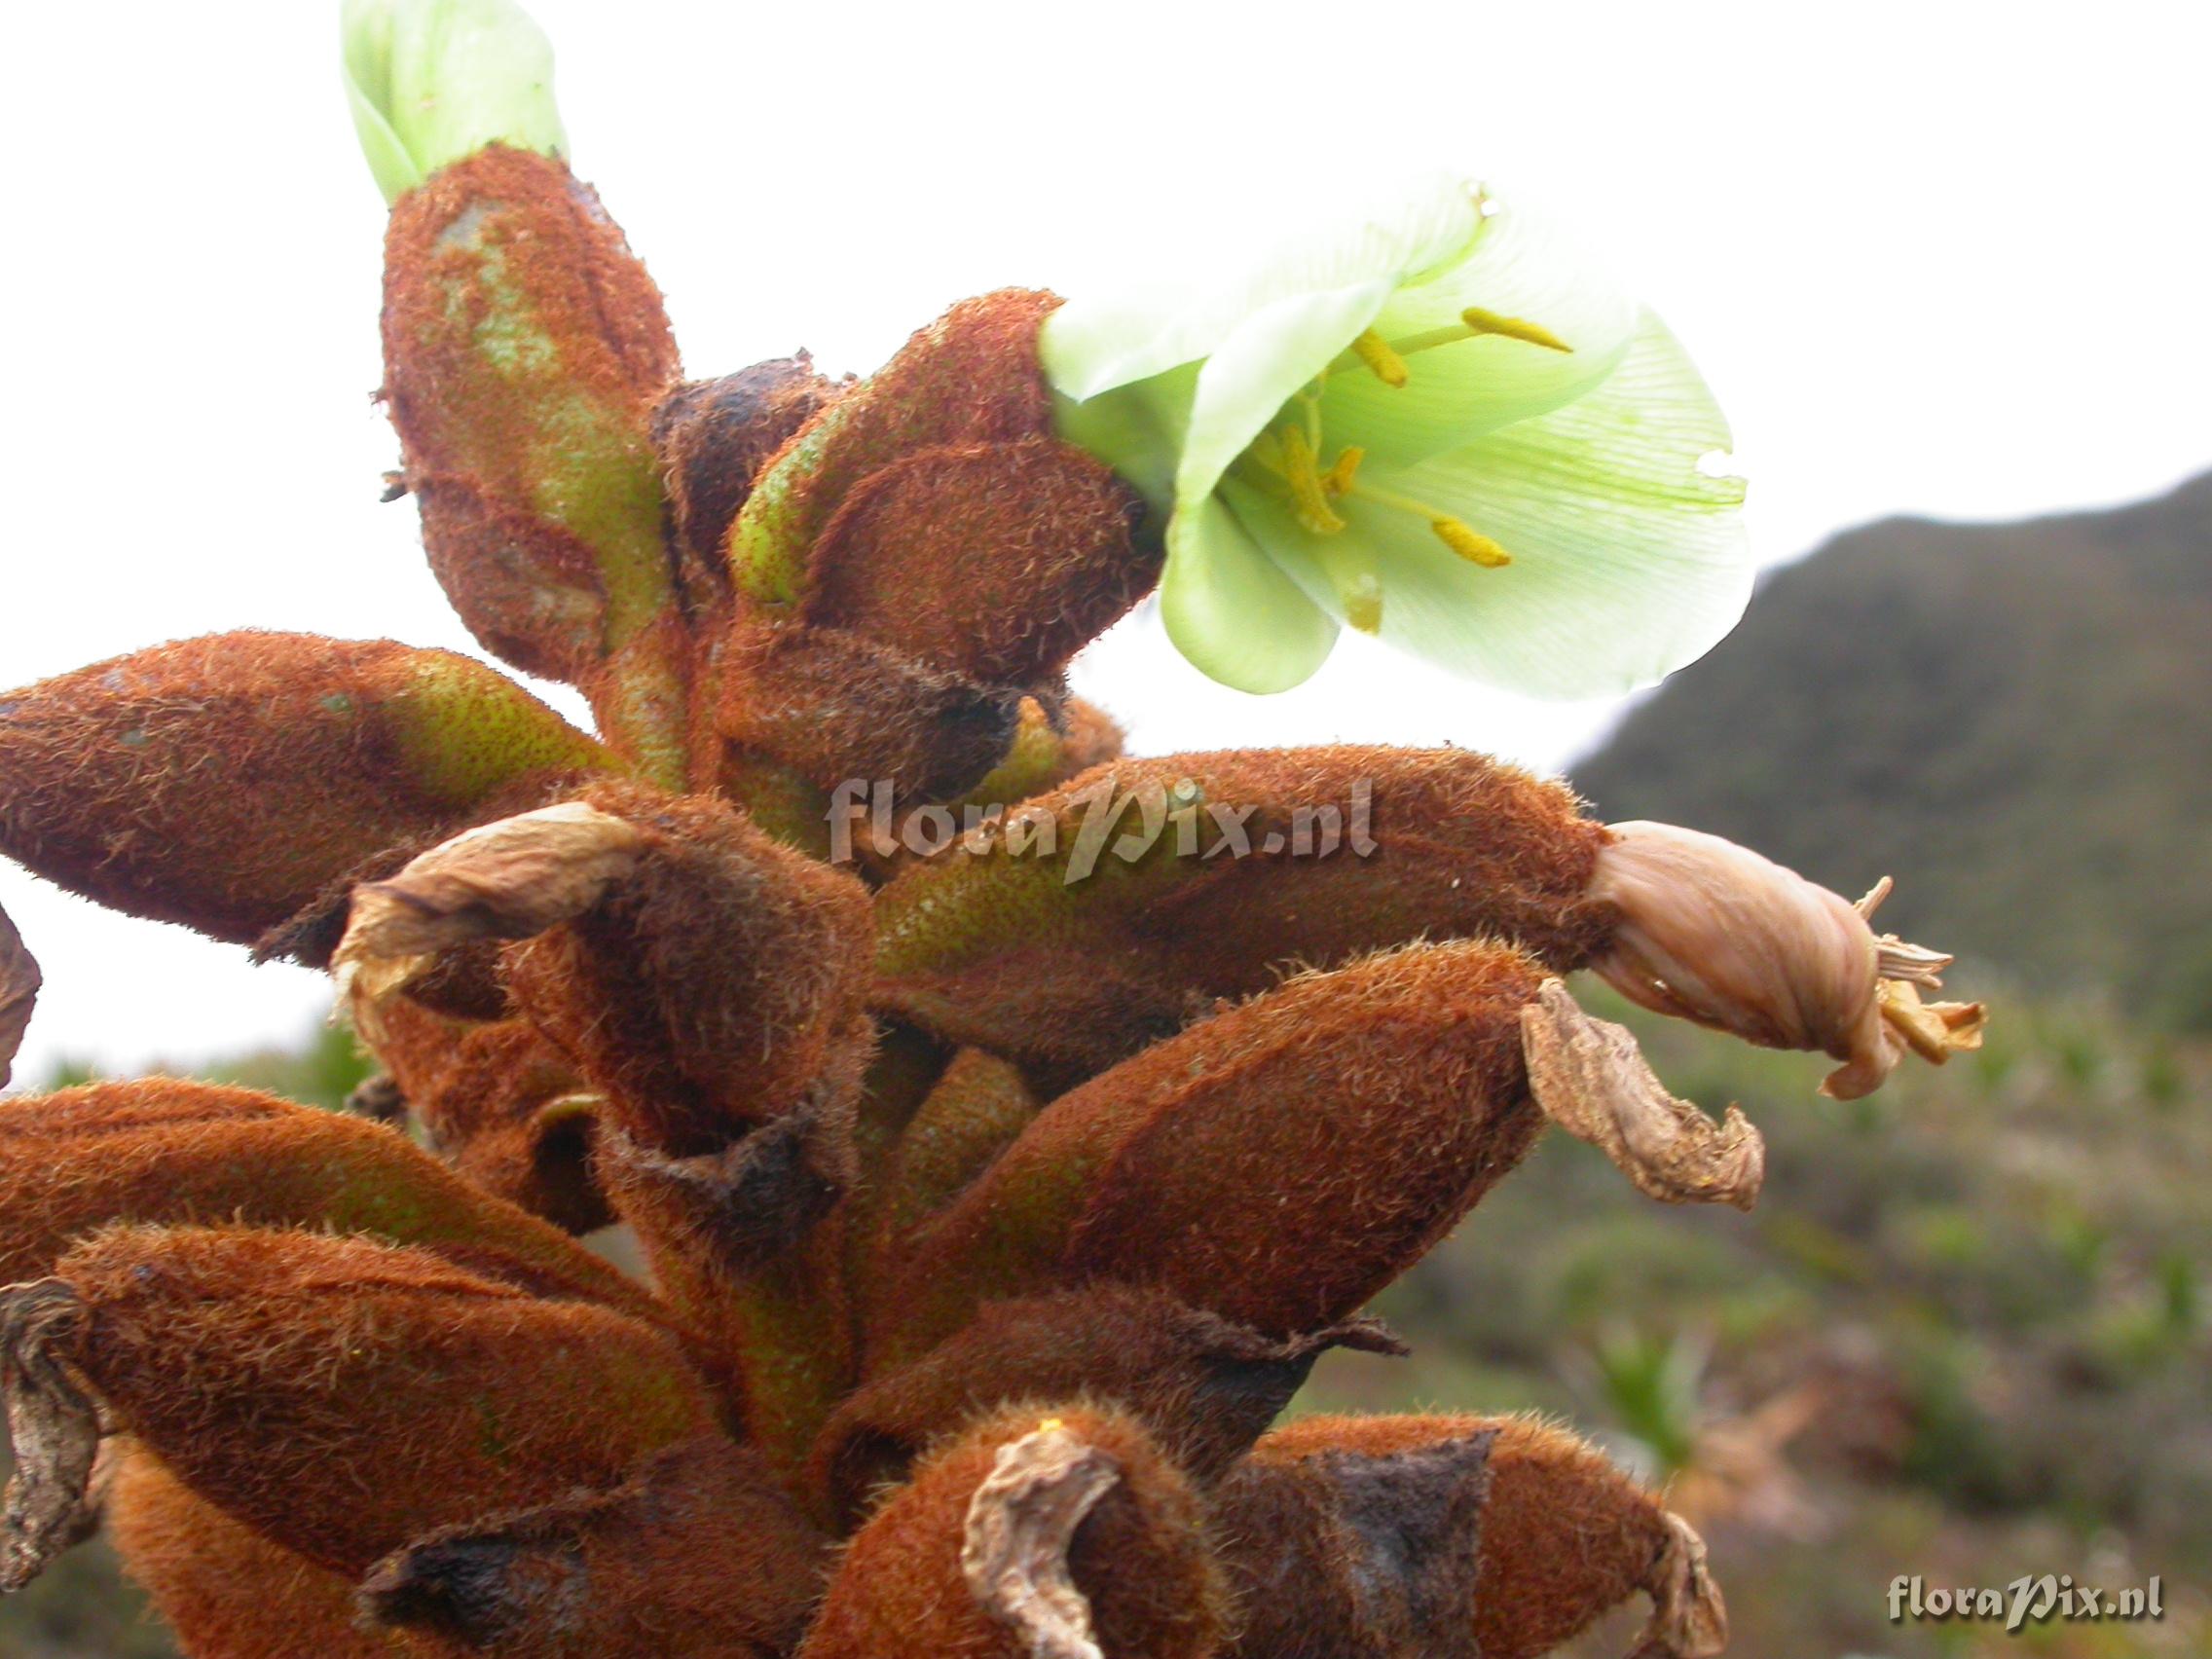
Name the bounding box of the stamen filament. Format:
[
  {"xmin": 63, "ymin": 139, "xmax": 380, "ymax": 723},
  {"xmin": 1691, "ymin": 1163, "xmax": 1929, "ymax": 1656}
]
[
  {"xmin": 1378, "ymin": 309, "xmax": 1576, "ymax": 360},
  {"xmin": 1460, "ymin": 307, "xmax": 1573, "ymax": 351},
  {"xmin": 1345, "ymin": 480, "xmax": 1514, "ymax": 570}
]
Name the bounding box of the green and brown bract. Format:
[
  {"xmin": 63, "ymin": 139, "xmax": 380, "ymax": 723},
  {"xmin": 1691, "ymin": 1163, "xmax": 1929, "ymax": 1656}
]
[{"xmin": 0, "ymin": 141, "xmax": 1978, "ymax": 1659}]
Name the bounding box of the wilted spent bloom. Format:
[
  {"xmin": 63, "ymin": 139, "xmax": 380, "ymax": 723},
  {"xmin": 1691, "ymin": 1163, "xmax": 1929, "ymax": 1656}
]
[
  {"xmin": 0, "ymin": 900, "xmax": 35, "ymax": 1089},
  {"xmin": 343, "ymin": 0, "xmax": 566, "ymax": 204},
  {"xmin": 1043, "ymin": 175, "xmax": 1749, "ymax": 695},
  {"xmin": 1589, "ymin": 821, "xmax": 1985, "ymax": 1098}
]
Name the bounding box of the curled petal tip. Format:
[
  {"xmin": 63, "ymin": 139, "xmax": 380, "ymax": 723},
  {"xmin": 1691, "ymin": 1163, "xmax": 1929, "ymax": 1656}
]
[
  {"xmin": 1521, "ymin": 977, "xmax": 1766, "ymax": 1210},
  {"xmin": 962, "ymin": 1424, "xmax": 1122, "ymax": 1659}
]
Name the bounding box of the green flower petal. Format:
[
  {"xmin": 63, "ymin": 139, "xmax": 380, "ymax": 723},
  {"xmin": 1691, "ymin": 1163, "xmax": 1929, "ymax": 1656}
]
[
  {"xmin": 1174, "ymin": 278, "xmax": 1396, "ymax": 507},
  {"xmin": 1041, "ymin": 176, "xmax": 1485, "ymax": 401},
  {"xmin": 1048, "ymin": 363, "xmax": 1198, "ymax": 519},
  {"xmin": 1264, "ymin": 310, "xmax": 1750, "ymax": 697},
  {"xmin": 1315, "ymin": 197, "xmax": 1640, "ymax": 469},
  {"xmin": 342, "ymin": 0, "xmax": 568, "ymax": 205},
  {"xmin": 1161, "ymin": 494, "xmax": 1340, "ymax": 693}
]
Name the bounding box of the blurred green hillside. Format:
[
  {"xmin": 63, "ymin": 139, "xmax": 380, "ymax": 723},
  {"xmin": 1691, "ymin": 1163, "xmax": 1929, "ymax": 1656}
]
[{"xmin": 1573, "ymin": 468, "xmax": 2212, "ymax": 1031}]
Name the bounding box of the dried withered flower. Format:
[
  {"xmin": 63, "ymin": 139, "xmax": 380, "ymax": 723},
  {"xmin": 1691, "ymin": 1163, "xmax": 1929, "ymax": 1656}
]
[
  {"xmin": 8, "ymin": 1229, "xmax": 715, "ymax": 1577},
  {"xmin": 1520, "ymin": 978, "xmax": 1766, "ymax": 1209},
  {"xmin": 340, "ymin": 784, "xmax": 874, "ymax": 1153},
  {"xmin": 1589, "ymin": 821, "xmax": 1983, "ymax": 1098},
  {"xmin": 0, "ymin": 634, "xmax": 610, "ymax": 943},
  {"xmin": 360, "ymin": 1436, "xmax": 830, "ymax": 1657},
  {"xmin": 0, "ymin": 900, "xmax": 36, "ymax": 1089},
  {"xmin": 801, "ymin": 1405, "xmax": 1224, "ymax": 1659}
]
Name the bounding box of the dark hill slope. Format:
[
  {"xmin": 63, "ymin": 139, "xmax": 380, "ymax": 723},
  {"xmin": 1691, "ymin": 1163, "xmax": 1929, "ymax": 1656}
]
[{"xmin": 1573, "ymin": 469, "xmax": 2212, "ymax": 1026}]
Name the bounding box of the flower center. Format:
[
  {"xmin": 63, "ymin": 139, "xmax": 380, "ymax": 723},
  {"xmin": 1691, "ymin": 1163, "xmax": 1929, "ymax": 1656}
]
[{"xmin": 1233, "ymin": 308, "xmax": 1568, "ymax": 632}]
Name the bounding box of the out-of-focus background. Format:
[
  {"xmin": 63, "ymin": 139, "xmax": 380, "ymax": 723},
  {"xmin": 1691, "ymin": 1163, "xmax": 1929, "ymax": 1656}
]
[{"xmin": 3, "ymin": 0, "xmax": 2207, "ymax": 1653}]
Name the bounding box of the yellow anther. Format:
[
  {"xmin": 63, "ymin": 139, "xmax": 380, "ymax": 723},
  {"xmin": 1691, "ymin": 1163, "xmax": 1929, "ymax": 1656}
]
[
  {"xmin": 1321, "ymin": 446, "xmax": 1365, "ymax": 497},
  {"xmin": 1278, "ymin": 423, "xmax": 1347, "ymax": 535},
  {"xmin": 1432, "ymin": 517, "xmax": 1513, "ymax": 568},
  {"xmin": 1460, "ymin": 307, "xmax": 1572, "ymax": 352},
  {"xmin": 1350, "ymin": 328, "xmax": 1411, "ymax": 387},
  {"xmin": 1037, "ymin": 1416, "xmax": 1065, "ymax": 1432}
]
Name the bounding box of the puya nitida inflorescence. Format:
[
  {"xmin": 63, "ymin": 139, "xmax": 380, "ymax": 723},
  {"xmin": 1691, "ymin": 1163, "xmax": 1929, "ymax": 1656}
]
[{"xmin": 0, "ymin": 3, "xmax": 1984, "ymax": 1654}]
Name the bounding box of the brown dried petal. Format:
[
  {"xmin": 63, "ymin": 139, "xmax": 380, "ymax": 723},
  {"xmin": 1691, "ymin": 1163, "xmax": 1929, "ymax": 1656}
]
[
  {"xmin": 800, "ymin": 1403, "xmax": 1223, "ymax": 1659},
  {"xmin": 1520, "ymin": 978, "xmax": 1765, "ymax": 1210},
  {"xmin": 338, "ymin": 800, "xmax": 648, "ymax": 1007},
  {"xmin": 1628, "ymin": 1512, "xmax": 1729, "ymax": 1659},
  {"xmin": 0, "ymin": 900, "xmax": 36, "ymax": 1089},
  {"xmin": 0, "ymin": 1280, "xmax": 99, "ymax": 1592},
  {"xmin": 962, "ymin": 1423, "xmax": 1123, "ymax": 1659}
]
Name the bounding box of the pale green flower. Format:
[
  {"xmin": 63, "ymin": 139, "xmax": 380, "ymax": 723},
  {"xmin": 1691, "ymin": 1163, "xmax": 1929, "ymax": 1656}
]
[
  {"xmin": 342, "ymin": 0, "xmax": 567, "ymax": 204},
  {"xmin": 1042, "ymin": 177, "xmax": 1750, "ymax": 696}
]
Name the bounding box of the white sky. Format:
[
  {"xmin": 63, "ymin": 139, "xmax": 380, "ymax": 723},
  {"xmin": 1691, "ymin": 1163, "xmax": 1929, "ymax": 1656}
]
[{"xmin": 4, "ymin": 0, "xmax": 2208, "ymax": 1086}]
